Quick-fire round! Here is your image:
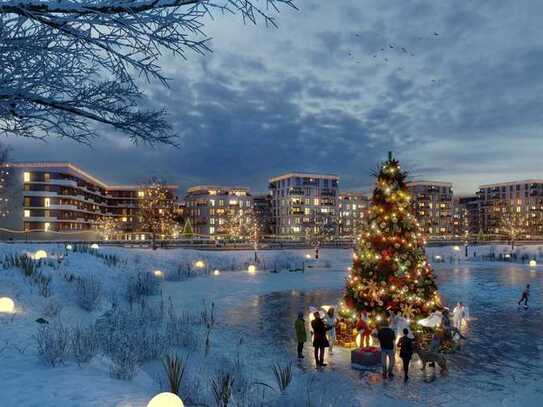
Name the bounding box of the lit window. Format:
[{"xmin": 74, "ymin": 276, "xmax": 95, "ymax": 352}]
[
  {"xmin": 229, "ymin": 200, "xmax": 238, "ymax": 205},
  {"xmin": 44, "ymin": 222, "xmax": 51, "ymax": 231},
  {"xmin": 122, "ymin": 216, "xmax": 127, "ymax": 222},
  {"xmin": 23, "ymin": 172, "xmax": 31, "ymax": 182},
  {"xmin": 44, "ymin": 198, "xmax": 50, "ymax": 207},
  {"xmin": 24, "ymin": 210, "xmax": 30, "ymax": 218},
  {"xmin": 141, "ymin": 234, "xmax": 145, "ymax": 240},
  {"xmin": 209, "ymin": 190, "xmax": 217, "ymax": 195},
  {"xmin": 210, "ymin": 199, "xmax": 215, "ymax": 207},
  {"xmin": 314, "ymin": 199, "xmax": 320, "ymax": 206},
  {"xmin": 138, "ymin": 191, "xmax": 144, "ymax": 198},
  {"xmin": 209, "ymin": 226, "xmax": 215, "ymax": 234}
]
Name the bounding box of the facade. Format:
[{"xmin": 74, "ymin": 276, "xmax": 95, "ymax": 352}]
[
  {"xmin": 477, "ymin": 180, "xmax": 543, "ymax": 237},
  {"xmin": 337, "ymin": 192, "xmax": 370, "ymax": 239},
  {"xmin": 452, "ymin": 196, "xmax": 481, "ymax": 237},
  {"xmin": 184, "ymin": 185, "xmax": 253, "ymax": 239},
  {"xmin": 269, "ymin": 172, "xmax": 339, "ymax": 239},
  {"xmin": 406, "ymin": 180, "xmax": 454, "ymax": 237},
  {"xmin": 0, "ymin": 162, "xmax": 177, "ymax": 240},
  {"xmin": 252, "ymin": 193, "xmax": 274, "ymax": 237}
]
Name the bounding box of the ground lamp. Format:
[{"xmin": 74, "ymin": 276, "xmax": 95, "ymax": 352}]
[
  {"xmin": 0, "ymin": 297, "xmax": 15, "ymax": 314},
  {"xmin": 529, "ymin": 259, "xmax": 537, "ymax": 267},
  {"xmin": 453, "ymin": 246, "xmax": 461, "ymax": 251},
  {"xmin": 91, "ymin": 243, "xmax": 100, "ymax": 250},
  {"xmin": 153, "ymin": 270, "xmax": 164, "ymax": 278},
  {"xmin": 147, "ymin": 392, "xmax": 184, "ymax": 407},
  {"xmin": 195, "ymin": 260, "xmax": 205, "ymax": 269},
  {"xmin": 34, "ymin": 250, "xmax": 47, "ymax": 260},
  {"xmin": 213, "ymin": 270, "xmax": 221, "ymax": 276},
  {"xmin": 247, "ymin": 264, "xmax": 257, "ymax": 274},
  {"xmin": 305, "ymin": 254, "xmax": 312, "ymax": 259},
  {"xmin": 66, "ymin": 244, "xmax": 73, "ymax": 251}
]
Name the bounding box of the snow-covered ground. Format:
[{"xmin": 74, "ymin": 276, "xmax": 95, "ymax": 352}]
[{"xmin": 0, "ymin": 243, "xmax": 542, "ymax": 406}]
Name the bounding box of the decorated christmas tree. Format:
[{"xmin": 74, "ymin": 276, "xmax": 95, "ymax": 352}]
[{"xmin": 341, "ymin": 153, "xmax": 441, "ymax": 326}]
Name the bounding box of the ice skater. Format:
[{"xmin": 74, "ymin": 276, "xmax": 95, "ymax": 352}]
[
  {"xmin": 295, "ymin": 312, "xmax": 307, "ymax": 359},
  {"xmin": 311, "ymin": 311, "xmax": 330, "ymax": 367},
  {"xmin": 518, "ymin": 284, "xmax": 530, "ymax": 308},
  {"xmin": 397, "ymin": 328, "xmax": 414, "ymax": 383},
  {"xmin": 324, "ymin": 307, "xmax": 337, "ymax": 354}
]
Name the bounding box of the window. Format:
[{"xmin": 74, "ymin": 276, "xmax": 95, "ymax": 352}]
[
  {"xmin": 209, "ymin": 226, "xmax": 215, "ymax": 234},
  {"xmin": 209, "ymin": 199, "xmax": 215, "ymax": 207},
  {"xmin": 44, "ymin": 198, "xmax": 50, "ymax": 207},
  {"xmin": 44, "ymin": 222, "xmax": 51, "ymax": 231},
  {"xmin": 24, "ymin": 210, "xmax": 30, "ymax": 218},
  {"xmin": 138, "ymin": 191, "xmax": 144, "ymax": 198},
  {"xmin": 23, "ymin": 172, "xmax": 31, "ymax": 182}
]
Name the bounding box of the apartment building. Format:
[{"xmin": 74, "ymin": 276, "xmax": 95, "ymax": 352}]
[
  {"xmin": 337, "ymin": 191, "xmax": 370, "ymax": 239},
  {"xmin": 406, "ymin": 180, "xmax": 454, "ymax": 237},
  {"xmin": 269, "ymin": 172, "xmax": 339, "ymax": 239},
  {"xmin": 477, "ymin": 180, "xmax": 543, "ymax": 236},
  {"xmin": 0, "ymin": 162, "xmax": 177, "ymax": 240},
  {"xmin": 252, "ymin": 193, "xmax": 274, "ymax": 237},
  {"xmin": 184, "ymin": 185, "xmax": 253, "ymax": 239},
  {"xmin": 452, "ymin": 196, "xmax": 481, "ymax": 237}
]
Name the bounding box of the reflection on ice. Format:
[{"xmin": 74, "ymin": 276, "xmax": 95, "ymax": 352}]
[{"xmin": 224, "ymin": 263, "xmax": 543, "ymax": 406}]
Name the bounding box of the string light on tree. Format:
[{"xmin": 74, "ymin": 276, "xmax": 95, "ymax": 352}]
[{"xmin": 340, "ymin": 152, "xmax": 441, "ymax": 332}]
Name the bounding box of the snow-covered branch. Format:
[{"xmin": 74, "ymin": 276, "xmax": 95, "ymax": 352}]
[{"xmin": 0, "ymin": 0, "xmax": 296, "ymax": 144}]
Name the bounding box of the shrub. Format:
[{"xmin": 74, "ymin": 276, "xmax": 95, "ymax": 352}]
[
  {"xmin": 211, "ymin": 371, "xmax": 235, "ymax": 407},
  {"xmin": 272, "ymin": 363, "xmax": 293, "ymax": 393},
  {"xmin": 35, "ymin": 322, "xmax": 70, "ymax": 367},
  {"xmin": 71, "ymin": 325, "xmax": 98, "ymax": 366},
  {"xmin": 109, "ymin": 335, "xmax": 140, "ymax": 380},
  {"xmin": 126, "ymin": 271, "xmax": 160, "ymax": 304},
  {"xmin": 162, "ymin": 353, "xmax": 187, "ymax": 395},
  {"xmin": 42, "ymin": 299, "xmax": 63, "ymax": 318},
  {"xmin": 74, "ymin": 276, "xmax": 102, "ymax": 311}
]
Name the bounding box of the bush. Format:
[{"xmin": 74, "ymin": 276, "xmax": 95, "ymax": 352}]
[
  {"xmin": 272, "ymin": 363, "xmax": 293, "ymax": 393},
  {"xmin": 71, "ymin": 325, "xmax": 98, "ymax": 366},
  {"xmin": 126, "ymin": 271, "xmax": 160, "ymax": 304},
  {"xmin": 35, "ymin": 322, "xmax": 70, "ymax": 367},
  {"xmin": 42, "ymin": 299, "xmax": 63, "ymax": 318},
  {"xmin": 74, "ymin": 276, "xmax": 102, "ymax": 311},
  {"xmin": 109, "ymin": 335, "xmax": 140, "ymax": 380},
  {"xmin": 163, "ymin": 353, "xmax": 187, "ymax": 395},
  {"xmin": 211, "ymin": 371, "xmax": 235, "ymax": 407}
]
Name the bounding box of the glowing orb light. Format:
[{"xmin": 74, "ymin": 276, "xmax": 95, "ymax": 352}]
[
  {"xmin": 453, "ymin": 245, "xmax": 460, "ymax": 251},
  {"xmin": 305, "ymin": 254, "xmax": 312, "ymax": 259},
  {"xmin": 505, "ymin": 254, "xmax": 511, "ymax": 258},
  {"xmin": 529, "ymin": 259, "xmax": 537, "ymax": 267},
  {"xmin": 90, "ymin": 243, "xmax": 99, "ymax": 250},
  {"xmin": 34, "ymin": 250, "xmax": 47, "ymax": 260},
  {"xmin": 0, "ymin": 297, "xmax": 15, "ymax": 314},
  {"xmin": 213, "ymin": 270, "xmax": 221, "ymax": 276},
  {"xmin": 66, "ymin": 244, "xmax": 73, "ymax": 251},
  {"xmin": 247, "ymin": 264, "xmax": 256, "ymax": 274},
  {"xmin": 153, "ymin": 270, "xmax": 164, "ymax": 278},
  {"xmin": 195, "ymin": 260, "xmax": 205, "ymax": 269},
  {"xmin": 147, "ymin": 392, "xmax": 184, "ymax": 407}
]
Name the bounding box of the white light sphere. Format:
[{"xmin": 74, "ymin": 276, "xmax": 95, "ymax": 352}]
[
  {"xmin": 453, "ymin": 245, "xmax": 460, "ymax": 251},
  {"xmin": 529, "ymin": 259, "xmax": 537, "ymax": 267},
  {"xmin": 247, "ymin": 264, "xmax": 256, "ymax": 274},
  {"xmin": 213, "ymin": 270, "xmax": 221, "ymax": 276},
  {"xmin": 194, "ymin": 260, "xmax": 205, "ymax": 269},
  {"xmin": 0, "ymin": 297, "xmax": 15, "ymax": 314},
  {"xmin": 34, "ymin": 250, "xmax": 47, "ymax": 260},
  {"xmin": 90, "ymin": 243, "xmax": 99, "ymax": 250},
  {"xmin": 147, "ymin": 392, "xmax": 184, "ymax": 407},
  {"xmin": 305, "ymin": 254, "xmax": 311, "ymax": 259},
  {"xmin": 153, "ymin": 270, "xmax": 164, "ymax": 278},
  {"xmin": 66, "ymin": 244, "xmax": 73, "ymax": 251}
]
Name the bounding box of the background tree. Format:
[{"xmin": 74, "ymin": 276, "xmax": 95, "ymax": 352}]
[
  {"xmin": 342, "ymin": 154, "xmax": 441, "ymax": 324},
  {"xmin": 0, "ymin": 0, "xmax": 295, "ymax": 144},
  {"xmin": 95, "ymin": 216, "xmax": 121, "ymax": 241},
  {"xmin": 0, "ymin": 143, "xmax": 11, "ymax": 219},
  {"xmin": 138, "ymin": 180, "xmax": 178, "ymax": 248},
  {"xmin": 496, "ymin": 205, "xmax": 529, "ymax": 250}
]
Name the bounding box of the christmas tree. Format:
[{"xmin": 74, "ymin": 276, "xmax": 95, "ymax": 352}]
[{"xmin": 342, "ymin": 153, "xmax": 441, "ymax": 325}]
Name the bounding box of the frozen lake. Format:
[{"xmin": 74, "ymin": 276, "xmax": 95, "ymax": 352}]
[{"xmin": 225, "ymin": 262, "xmax": 543, "ymax": 406}]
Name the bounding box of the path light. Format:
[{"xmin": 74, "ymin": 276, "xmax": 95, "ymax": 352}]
[
  {"xmin": 453, "ymin": 246, "xmax": 460, "ymax": 251},
  {"xmin": 505, "ymin": 254, "xmax": 511, "ymax": 259},
  {"xmin": 34, "ymin": 250, "xmax": 47, "ymax": 260},
  {"xmin": 90, "ymin": 243, "xmax": 99, "ymax": 250},
  {"xmin": 0, "ymin": 297, "xmax": 15, "ymax": 314},
  {"xmin": 153, "ymin": 270, "xmax": 164, "ymax": 278},
  {"xmin": 147, "ymin": 392, "xmax": 184, "ymax": 407},
  {"xmin": 435, "ymin": 255, "xmax": 442, "ymax": 260},
  {"xmin": 247, "ymin": 264, "xmax": 256, "ymax": 274},
  {"xmin": 305, "ymin": 254, "xmax": 312, "ymax": 259},
  {"xmin": 529, "ymin": 259, "xmax": 537, "ymax": 267},
  {"xmin": 195, "ymin": 260, "xmax": 205, "ymax": 269},
  {"xmin": 213, "ymin": 270, "xmax": 221, "ymax": 276},
  {"xmin": 66, "ymin": 244, "xmax": 73, "ymax": 251}
]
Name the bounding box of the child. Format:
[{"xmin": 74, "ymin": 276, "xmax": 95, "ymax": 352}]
[{"xmin": 295, "ymin": 312, "xmax": 307, "ymax": 359}]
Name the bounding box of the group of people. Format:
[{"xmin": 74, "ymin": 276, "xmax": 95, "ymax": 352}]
[{"xmin": 295, "ymin": 307, "xmax": 337, "ymax": 367}]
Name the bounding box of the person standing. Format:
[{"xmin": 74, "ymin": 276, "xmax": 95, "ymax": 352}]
[
  {"xmin": 377, "ymin": 321, "xmax": 396, "ymax": 378},
  {"xmin": 518, "ymin": 284, "xmax": 530, "ymax": 308},
  {"xmin": 357, "ymin": 310, "xmax": 371, "ymax": 348},
  {"xmin": 295, "ymin": 312, "xmax": 307, "ymax": 359},
  {"xmin": 397, "ymin": 328, "xmax": 414, "ymax": 382},
  {"xmin": 325, "ymin": 308, "xmax": 337, "ymax": 354},
  {"xmin": 311, "ymin": 312, "xmax": 330, "ymax": 367}
]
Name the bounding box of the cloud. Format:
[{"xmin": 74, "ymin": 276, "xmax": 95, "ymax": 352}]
[{"xmin": 6, "ymin": 0, "xmax": 543, "ymax": 197}]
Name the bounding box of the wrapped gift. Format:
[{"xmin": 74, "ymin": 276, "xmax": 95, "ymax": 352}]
[{"xmin": 351, "ymin": 346, "xmax": 381, "ymax": 369}]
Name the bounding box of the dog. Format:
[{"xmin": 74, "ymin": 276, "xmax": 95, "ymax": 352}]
[{"xmin": 414, "ymin": 345, "xmax": 448, "ymax": 373}]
